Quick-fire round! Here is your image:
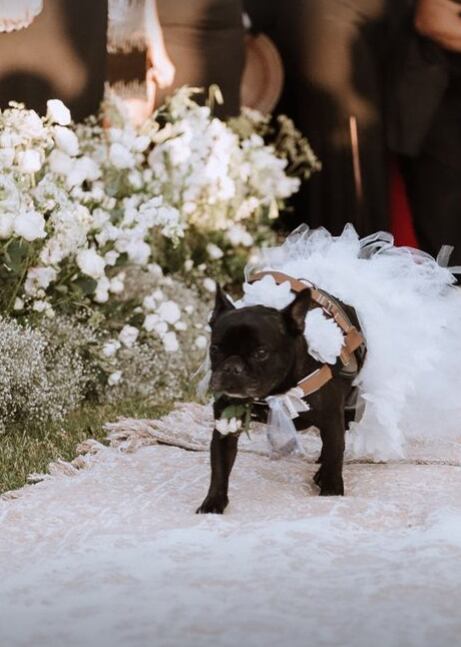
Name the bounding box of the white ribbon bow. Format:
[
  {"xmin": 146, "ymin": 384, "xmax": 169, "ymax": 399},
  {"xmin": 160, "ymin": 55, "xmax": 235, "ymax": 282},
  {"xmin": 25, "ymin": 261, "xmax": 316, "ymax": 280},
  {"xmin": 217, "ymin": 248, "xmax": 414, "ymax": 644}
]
[{"xmin": 265, "ymin": 386, "xmax": 310, "ymax": 457}]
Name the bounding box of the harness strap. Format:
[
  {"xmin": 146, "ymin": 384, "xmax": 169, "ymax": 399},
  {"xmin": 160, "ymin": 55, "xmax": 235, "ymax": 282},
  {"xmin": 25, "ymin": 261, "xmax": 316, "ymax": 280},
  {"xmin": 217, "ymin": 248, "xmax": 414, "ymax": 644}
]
[
  {"xmin": 297, "ymin": 365, "xmax": 333, "ymax": 397},
  {"xmin": 249, "ymin": 270, "xmax": 365, "ymax": 370}
]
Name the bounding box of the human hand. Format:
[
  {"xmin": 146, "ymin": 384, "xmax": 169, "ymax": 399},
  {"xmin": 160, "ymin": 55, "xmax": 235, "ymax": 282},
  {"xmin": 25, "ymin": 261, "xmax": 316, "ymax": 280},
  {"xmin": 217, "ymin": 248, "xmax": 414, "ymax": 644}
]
[
  {"xmin": 147, "ymin": 46, "xmax": 175, "ymax": 89},
  {"xmin": 415, "ymin": 0, "xmax": 461, "ymax": 52}
]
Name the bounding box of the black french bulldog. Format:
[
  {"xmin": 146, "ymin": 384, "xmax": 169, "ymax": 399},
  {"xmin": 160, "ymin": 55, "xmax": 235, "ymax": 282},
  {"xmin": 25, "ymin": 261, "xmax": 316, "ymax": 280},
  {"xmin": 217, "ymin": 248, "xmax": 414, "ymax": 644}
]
[{"xmin": 196, "ymin": 286, "xmax": 361, "ymax": 514}]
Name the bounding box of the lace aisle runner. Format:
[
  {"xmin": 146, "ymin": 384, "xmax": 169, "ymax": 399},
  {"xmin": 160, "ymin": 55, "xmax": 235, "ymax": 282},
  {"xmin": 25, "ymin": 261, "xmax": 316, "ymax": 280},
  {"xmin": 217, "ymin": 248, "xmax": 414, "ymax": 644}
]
[{"xmin": 0, "ymin": 404, "xmax": 461, "ymax": 646}]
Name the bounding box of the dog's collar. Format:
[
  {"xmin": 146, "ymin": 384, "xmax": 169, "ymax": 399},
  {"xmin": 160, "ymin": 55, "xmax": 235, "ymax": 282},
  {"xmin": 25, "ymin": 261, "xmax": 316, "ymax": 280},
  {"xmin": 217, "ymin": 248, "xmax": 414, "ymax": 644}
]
[{"xmin": 248, "ymin": 270, "xmax": 366, "ymax": 401}]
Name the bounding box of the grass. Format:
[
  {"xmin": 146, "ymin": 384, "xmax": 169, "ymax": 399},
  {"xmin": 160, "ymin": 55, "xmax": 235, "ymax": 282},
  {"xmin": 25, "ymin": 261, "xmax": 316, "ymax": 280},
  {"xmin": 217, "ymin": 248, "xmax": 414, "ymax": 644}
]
[{"xmin": 0, "ymin": 398, "xmax": 174, "ymax": 494}]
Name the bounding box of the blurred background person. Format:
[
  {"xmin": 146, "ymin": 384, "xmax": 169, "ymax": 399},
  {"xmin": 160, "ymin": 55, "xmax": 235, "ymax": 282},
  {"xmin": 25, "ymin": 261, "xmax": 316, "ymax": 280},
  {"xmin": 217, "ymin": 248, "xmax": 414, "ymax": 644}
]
[
  {"xmin": 388, "ymin": 0, "xmax": 461, "ymax": 265},
  {"xmin": 108, "ymin": 0, "xmax": 245, "ymax": 121},
  {"xmin": 244, "ymin": 0, "xmax": 410, "ymax": 236},
  {"xmin": 107, "ymin": 0, "xmax": 175, "ymax": 125},
  {"xmin": 156, "ymin": 0, "xmax": 245, "ymax": 118},
  {"xmin": 0, "ymin": 0, "xmax": 107, "ymax": 121}
]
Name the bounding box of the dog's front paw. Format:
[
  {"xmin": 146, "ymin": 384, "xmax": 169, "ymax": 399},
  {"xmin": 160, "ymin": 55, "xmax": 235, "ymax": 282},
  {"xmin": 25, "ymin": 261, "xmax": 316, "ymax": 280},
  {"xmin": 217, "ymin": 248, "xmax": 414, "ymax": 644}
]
[
  {"xmin": 196, "ymin": 494, "xmax": 229, "ymax": 514},
  {"xmin": 314, "ymin": 467, "xmax": 344, "ymax": 496},
  {"xmin": 319, "ymin": 478, "xmax": 344, "ymax": 497}
]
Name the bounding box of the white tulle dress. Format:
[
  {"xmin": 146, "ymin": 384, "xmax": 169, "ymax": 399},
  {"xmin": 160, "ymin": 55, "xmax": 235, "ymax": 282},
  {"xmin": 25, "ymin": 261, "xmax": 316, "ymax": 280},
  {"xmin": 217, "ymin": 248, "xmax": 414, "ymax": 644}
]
[{"xmin": 243, "ymin": 224, "xmax": 461, "ymax": 461}]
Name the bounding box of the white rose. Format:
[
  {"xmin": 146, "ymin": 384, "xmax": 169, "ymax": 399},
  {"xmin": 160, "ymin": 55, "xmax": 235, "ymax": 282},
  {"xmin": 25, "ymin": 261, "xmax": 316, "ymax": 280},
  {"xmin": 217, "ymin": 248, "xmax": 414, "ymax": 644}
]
[
  {"xmin": 184, "ymin": 305, "xmax": 194, "ymax": 315},
  {"xmin": 162, "ymin": 331, "xmax": 179, "ymax": 352},
  {"xmin": 0, "ymin": 213, "xmax": 14, "ymax": 239},
  {"xmin": 175, "ymin": 321, "xmax": 187, "ymax": 331},
  {"xmin": 108, "ymin": 370, "xmax": 122, "ymax": 386},
  {"xmin": 102, "ymin": 340, "xmax": 121, "ymax": 357},
  {"xmin": 47, "ymin": 99, "xmax": 71, "ymax": 126},
  {"xmin": 109, "ymin": 142, "xmax": 135, "ymax": 169},
  {"xmin": 203, "ymin": 278, "xmax": 216, "ymax": 293},
  {"xmin": 206, "ymin": 243, "xmax": 224, "ymax": 260},
  {"xmin": 77, "ymin": 248, "xmax": 105, "ymax": 279},
  {"xmin": 195, "ymin": 335, "xmax": 208, "ymax": 349},
  {"xmin": 216, "ymin": 418, "xmax": 230, "ymax": 434},
  {"xmin": 13, "ymin": 297, "xmax": 24, "ymax": 310},
  {"xmin": 158, "ymin": 300, "xmax": 181, "ymax": 324},
  {"xmin": 215, "ymin": 417, "xmax": 242, "ymax": 435},
  {"xmin": 153, "ymin": 289, "xmax": 164, "ymax": 301},
  {"xmin": 14, "ymin": 210, "xmax": 46, "ymax": 241},
  {"xmin": 54, "ymin": 126, "xmax": 79, "ymax": 156},
  {"xmin": 17, "ymin": 149, "xmax": 41, "ymax": 174},
  {"xmin": 49, "ymin": 149, "xmax": 73, "ymax": 175},
  {"xmin": 184, "ymin": 259, "xmax": 194, "ymax": 272},
  {"xmin": 119, "ymin": 324, "xmax": 139, "ymax": 348}
]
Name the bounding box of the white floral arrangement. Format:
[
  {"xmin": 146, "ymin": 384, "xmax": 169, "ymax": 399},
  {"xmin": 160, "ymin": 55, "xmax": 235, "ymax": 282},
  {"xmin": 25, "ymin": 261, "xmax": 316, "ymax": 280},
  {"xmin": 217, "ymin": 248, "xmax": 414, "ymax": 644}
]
[
  {"xmin": 0, "ymin": 87, "xmax": 319, "ymax": 419},
  {"xmin": 0, "ymin": 90, "xmax": 317, "ymax": 329}
]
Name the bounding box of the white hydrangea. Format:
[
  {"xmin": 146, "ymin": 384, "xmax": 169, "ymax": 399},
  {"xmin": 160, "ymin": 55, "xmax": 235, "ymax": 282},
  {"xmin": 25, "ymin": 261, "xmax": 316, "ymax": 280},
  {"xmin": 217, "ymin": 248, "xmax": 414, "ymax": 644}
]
[
  {"xmin": 24, "ymin": 266, "xmax": 57, "ymax": 296},
  {"xmin": 143, "ymin": 314, "xmax": 159, "ymax": 332},
  {"xmin": 94, "ymin": 276, "xmax": 110, "ymax": 303},
  {"xmin": 119, "ymin": 325, "xmax": 139, "ymax": 348},
  {"xmin": 76, "ymin": 248, "xmax": 105, "ymax": 279},
  {"xmin": 108, "ymin": 370, "xmax": 123, "ymax": 386},
  {"xmin": 0, "ymin": 88, "xmax": 308, "ymax": 343},
  {"xmin": 109, "ymin": 142, "xmax": 135, "ymax": 169},
  {"xmin": 206, "ymin": 243, "xmax": 224, "ymax": 260},
  {"xmin": 195, "ymin": 335, "xmax": 208, "ymax": 349},
  {"xmin": 203, "ymin": 278, "xmax": 216, "ymax": 293},
  {"xmin": 158, "ymin": 301, "xmax": 181, "ymax": 324},
  {"xmin": 109, "ymin": 273, "xmax": 125, "ymax": 295},
  {"xmin": 162, "ymin": 331, "xmax": 179, "ymax": 352},
  {"xmin": 0, "ymin": 213, "xmax": 14, "ymax": 239},
  {"xmin": 49, "ymin": 149, "xmax": 73, "ymax": 175},
  {"xmin": 102, "ymin": 340, "xmax": 121, "ymax": 357},
  {"xmin": 14, "ymin": 210, "xmax": 46, "ymax": 242},
  {"xmin": 17, "ymin": 149, "xmax": 42, "ymax": 174}
]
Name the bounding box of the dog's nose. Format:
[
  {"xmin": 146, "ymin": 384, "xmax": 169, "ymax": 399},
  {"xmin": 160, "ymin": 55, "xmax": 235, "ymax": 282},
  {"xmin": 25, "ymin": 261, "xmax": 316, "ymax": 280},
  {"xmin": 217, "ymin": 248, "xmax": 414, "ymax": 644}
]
[{"xmin": 223, "ymin": 358, "xmax": 244, "ymax": 375}]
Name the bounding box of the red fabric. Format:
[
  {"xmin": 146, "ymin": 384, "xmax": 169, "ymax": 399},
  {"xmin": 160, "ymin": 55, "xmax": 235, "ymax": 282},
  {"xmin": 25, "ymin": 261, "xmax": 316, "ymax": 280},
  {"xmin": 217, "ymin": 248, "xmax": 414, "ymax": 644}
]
[{"xmin": 389, "ymin": 162, "xmax": 419, "ymax": 248}]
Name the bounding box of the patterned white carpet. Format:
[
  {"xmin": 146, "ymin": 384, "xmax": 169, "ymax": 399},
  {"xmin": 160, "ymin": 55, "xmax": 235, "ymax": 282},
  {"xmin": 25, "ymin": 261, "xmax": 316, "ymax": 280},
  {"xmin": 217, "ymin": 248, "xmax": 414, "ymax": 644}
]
[{"xmin": 1, "ymin": 404, "xmax": 461, "ymax": 647}]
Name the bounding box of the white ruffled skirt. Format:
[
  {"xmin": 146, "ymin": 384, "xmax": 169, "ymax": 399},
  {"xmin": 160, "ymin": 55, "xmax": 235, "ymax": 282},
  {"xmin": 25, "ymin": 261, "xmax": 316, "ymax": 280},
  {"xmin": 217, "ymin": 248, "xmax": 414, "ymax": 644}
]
[{"xmin": 246, "ymin": 225, "xmax": 461, "ymax": 460}]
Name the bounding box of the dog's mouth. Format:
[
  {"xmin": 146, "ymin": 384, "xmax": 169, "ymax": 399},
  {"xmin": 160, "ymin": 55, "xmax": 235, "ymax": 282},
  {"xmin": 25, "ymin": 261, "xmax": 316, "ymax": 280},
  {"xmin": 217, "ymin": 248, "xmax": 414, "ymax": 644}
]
[
  {"xmin": 211, "ymin": 374, "xmax": 262, "ymax": 400},
  {"xmin": 221, "ymin": 391, "xmax": 250, "ymax": 399}
]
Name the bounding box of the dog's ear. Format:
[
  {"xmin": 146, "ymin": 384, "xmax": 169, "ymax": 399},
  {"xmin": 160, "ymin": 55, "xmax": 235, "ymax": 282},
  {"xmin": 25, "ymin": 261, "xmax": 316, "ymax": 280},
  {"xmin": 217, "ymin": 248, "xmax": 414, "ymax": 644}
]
[
  {"xmin": 282, "ymin": 289, "xmax": 311, "ymax": 335},
  {"xmin": 210, "ymin": 284, "xmax": 235, "ymax": 327}
]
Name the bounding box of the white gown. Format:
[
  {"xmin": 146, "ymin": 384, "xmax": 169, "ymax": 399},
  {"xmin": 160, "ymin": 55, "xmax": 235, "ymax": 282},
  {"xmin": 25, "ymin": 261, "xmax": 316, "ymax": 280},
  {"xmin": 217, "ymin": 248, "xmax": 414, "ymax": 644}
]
[{"xmin": 244, "ymin": 224, "xmax": 461, "ymax": 460}]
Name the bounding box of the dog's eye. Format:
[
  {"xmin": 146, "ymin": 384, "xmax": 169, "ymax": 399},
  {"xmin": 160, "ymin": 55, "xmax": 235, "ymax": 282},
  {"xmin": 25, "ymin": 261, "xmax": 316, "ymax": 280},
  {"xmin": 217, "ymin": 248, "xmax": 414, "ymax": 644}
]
[
  {"xmin": 253, "ymin": 347, "xmax": 269, "ymax": 361},
  {"xmin": 210, "ymin": 344, "xmax": 220, "ymax": 356}
]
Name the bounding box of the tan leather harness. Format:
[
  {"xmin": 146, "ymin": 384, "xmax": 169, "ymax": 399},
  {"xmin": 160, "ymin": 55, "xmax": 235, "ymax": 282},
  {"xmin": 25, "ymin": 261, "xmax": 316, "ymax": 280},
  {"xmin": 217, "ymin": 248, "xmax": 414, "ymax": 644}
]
[{"xmin": 248, "ymin": 271, "xmax": 366, "ymax": 399}]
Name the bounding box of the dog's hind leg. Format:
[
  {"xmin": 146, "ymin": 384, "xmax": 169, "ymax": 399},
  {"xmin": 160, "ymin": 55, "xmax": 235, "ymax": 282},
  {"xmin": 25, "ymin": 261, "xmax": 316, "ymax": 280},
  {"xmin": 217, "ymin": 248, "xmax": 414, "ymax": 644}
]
[{"xmin": 196, "ymin": 429, "xmax": 240, "ymax": 514}]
